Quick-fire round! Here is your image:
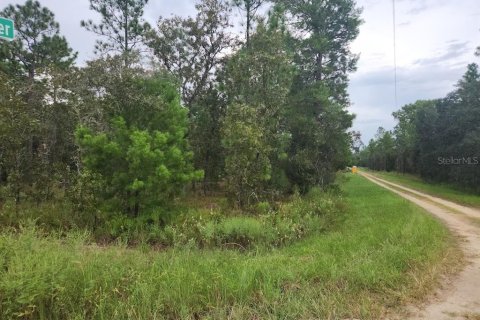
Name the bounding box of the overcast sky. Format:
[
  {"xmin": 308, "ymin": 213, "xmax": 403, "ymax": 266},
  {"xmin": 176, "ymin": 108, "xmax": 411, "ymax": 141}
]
[{"xmin": 3, "ymin": 0, "xmax": 480, "ymax": 142}]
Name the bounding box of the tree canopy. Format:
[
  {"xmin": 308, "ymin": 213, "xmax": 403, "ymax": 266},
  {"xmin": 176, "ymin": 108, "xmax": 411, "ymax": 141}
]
[
  {"xmin": 360, "ymin": 63, "xmax": 480, "ymax": 193},
  {"xmin": 0, "ymin": 0, "xmax": 363, "ymax": 212}
]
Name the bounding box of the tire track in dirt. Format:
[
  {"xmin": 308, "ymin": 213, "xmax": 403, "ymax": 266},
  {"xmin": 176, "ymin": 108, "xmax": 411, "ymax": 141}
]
[{"xmin": 360, "ymin": 172, "xmax": 480, "ymax": 319}]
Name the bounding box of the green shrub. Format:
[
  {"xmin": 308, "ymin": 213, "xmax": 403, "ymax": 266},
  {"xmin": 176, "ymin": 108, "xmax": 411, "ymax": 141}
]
[
  {"xmin": 159, "ymin": 224, "xmax": 188, "ymax": 248},
  {"xmin": 216, "ymin": 217, "xmax": 272, "ymax": 248},
  {"xmin": 89, "ymin": 186, "xmax": 345, "ymax": 249},
  {"xmin": 102, "ymin": 215, "xmax": 137, "ymax": 241},
  {"xmin": 255, "ymin": 201, "xmax": 271, "ymax": 214},
  {"xmin": 196, "ymin": 220, "xmax": 216, "ymax": 247},
  {"xmin": 66, "ymin": 169, "xmax": 103, "ymax": 217},
  {"xmin": 0, "ymin": 200, "xmax": 80, "ymax": 231},
  {"xmin": 76, "ymin": 76, "xmax": 203, "ymax": 217}
]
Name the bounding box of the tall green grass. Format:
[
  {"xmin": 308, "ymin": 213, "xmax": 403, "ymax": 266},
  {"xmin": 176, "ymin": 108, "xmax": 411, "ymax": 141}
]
[
  {"xmin": 0, "ymin": 175, "xmax": 459, "ymax": 319},
  {"xmin": 0, "ymin": 188, "xmax": 343, "ymax": 250},
  {"xmin": 369, "ymin": 170, "xmax": 480, "ymax": 208}
]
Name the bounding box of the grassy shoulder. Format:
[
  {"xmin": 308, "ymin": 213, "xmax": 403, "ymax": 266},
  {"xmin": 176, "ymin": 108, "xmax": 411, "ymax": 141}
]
[
  {"xmin": 0, "ymin": 175, "xmax": 459, "ymax": 319},
  {"xmin": 366, "ymin": 170, "xmax": 480, "ymax": 208}
]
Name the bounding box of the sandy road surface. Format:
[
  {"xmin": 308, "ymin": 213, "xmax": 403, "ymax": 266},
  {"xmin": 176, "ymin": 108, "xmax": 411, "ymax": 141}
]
[{"xmin": 360, "ymin": 172, "xmax": 480, "ymax": 319}]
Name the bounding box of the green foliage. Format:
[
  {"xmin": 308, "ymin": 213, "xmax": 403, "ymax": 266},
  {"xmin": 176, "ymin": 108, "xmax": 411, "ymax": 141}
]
[
  {"xmin": 222, "ymin": 21, "xmax": 295, "ymax": 205},
  {"xmin": 66, "ymin": 169, "xmax": 104, "ymax": 216},
  {"xmin": 286, "ymin": 84, "xmax": 355, "ymax": 192},
  {"xmin": 0, "ymin": 0, "xmax": 77, "ymax": 79},
  {"xmin": 231, "ymin": 0, "xmax": 266, "ymax": 46},
  {"xmin": 362, "ymin": 63, "xmax": 480, "ymax": 193},
  {"xmin": 148, "ymin": 0, "xmax": 233, "ymax": 107},
  {"xmin": 276, "ymin": 0, "xmax": 361, "ymax": 192},
  {"xmin": 147, "ymin": 0, "xmax": 234, "ymax": 193},
  {"xmin": 280, "ymin": 0, "xmax": 362, "ymax": 104},
  {"xmin": 81, "ymin": 0, "xmax": 150, "ymax": 61},
  {"xmin": 78, "ymin": 186, "xmax": 344, "ymax": 249},
  {"xmin": 216, "ymin": 217, "xmax": 267, "ymax": 248},
  {"xmin": 392, "ymin": 100, "xmax": 435, "ymax": 173},
  {"xmin": 0, "ymin": 0, "xmax": 361, "ymax": 236},
  {"xmin": 0, "ymin": 74, "xmax": 35, "ymax": 203},
  {"xmin": 189, "ymin": 88, "xmax": 227, "ymax": 191},
  {"xmin": 222, "ymin": 103, "xmax": 273, "ymax": 207},
  {"xmin": 76, "ymin": 76, "xmax": 203, "ymax": 217},
  {"xmin": 0, "ymin": 1, "xmax": 77, "ymax": 205},
  {"xmin": 255, "ymin": 201, "xmax": 271, "ymax": 214},
  {"xmin": 359, "ymin": 127, "xmax": 396, "ymax": 172},
  {"xmin": 225, "ymin": 21, "xmax": 294, "ymax": 111}
]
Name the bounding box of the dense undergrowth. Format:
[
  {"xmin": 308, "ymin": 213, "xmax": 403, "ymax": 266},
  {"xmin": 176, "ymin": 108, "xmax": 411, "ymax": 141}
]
[{"xmin": 0, "ymin": 186, "xmax": 344, "ymax": 250}]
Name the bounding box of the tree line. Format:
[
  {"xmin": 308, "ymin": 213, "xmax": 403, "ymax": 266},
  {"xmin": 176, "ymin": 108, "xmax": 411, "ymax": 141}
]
[
  {"xmin": 0, "ymin": 0, "xmax": 361, "ymax": 221},
  {"xmin": 359, "ymin": 61, "xmax": 480, "ymax": 193}
]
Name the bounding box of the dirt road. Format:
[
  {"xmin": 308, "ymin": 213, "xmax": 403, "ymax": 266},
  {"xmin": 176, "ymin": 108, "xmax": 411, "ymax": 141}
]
[{"xmin": 360, "ymin": 172, "xmax": 480, "ymax": 320}]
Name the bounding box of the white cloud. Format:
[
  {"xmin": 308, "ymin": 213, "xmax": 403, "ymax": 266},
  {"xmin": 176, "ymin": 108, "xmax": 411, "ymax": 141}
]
[{"xmin": 350, "ymin": 0, "xmax": 480, "ymax": 142}]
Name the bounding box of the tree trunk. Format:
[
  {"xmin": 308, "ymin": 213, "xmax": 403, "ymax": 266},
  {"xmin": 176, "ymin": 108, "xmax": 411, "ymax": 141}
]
[
  {"xmin": 203, "ymin": 152, "xmax": 210, "ymax": 196},
  {"xmin": 246, "ymin": 1, "xmax": 251, "ymax": 47},
  {"xmin": 123, "ymin": 3, "xmax": 129, "ymax": 67},
  {"xmin": 316, "ymin": 53, "xmax": 323, "ymax": 81},
  {"xmin": 134, "ymin": 191, "xmax": 140, "ymax": 217}
]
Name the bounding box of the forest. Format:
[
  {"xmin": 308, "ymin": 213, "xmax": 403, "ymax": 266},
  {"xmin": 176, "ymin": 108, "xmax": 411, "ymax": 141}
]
[
  {"xmin": 358, "ymin": 62, "xmax": 480, "ymax": 193},
  {"xmin": 0, "ymin": 0, "xmax": 360, "ymax": 238}
]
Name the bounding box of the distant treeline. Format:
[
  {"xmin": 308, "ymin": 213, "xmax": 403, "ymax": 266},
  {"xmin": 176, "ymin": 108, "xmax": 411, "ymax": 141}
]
[{"xmin": 358, "ymin": 63, "xmax": 480, "ymax": 193}]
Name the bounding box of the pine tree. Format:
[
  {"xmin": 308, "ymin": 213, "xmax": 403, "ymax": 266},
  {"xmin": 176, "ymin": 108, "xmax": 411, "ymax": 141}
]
[
  {"xmin": 76, "ymin": 75, "xmax": 203, "ymax": 217},
  {"xmin": 232, "ymin": 0, "xmax": 266, "ymax": 47},
  {"xmin": 0, "ymin": 0, "xmax": 77, "ymax": 83},
  {"xmin": 81, "ymin": 0, "xmax": 150, "ymax": 65}
]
